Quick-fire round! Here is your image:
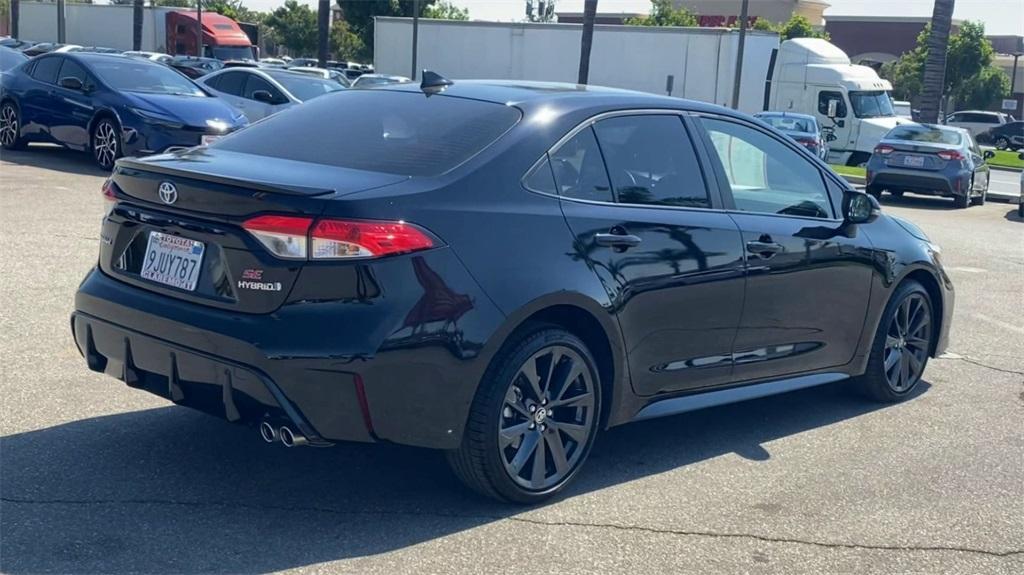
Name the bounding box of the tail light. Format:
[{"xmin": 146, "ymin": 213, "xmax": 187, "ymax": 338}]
[
  {"xmin": 242, "ymin": 215, "xmax": 313, "ymax": 259},
  {"xmin": 102, "ymin": 178, "xmax": 118, "ymax": 216},
  {"xmin": 311, "ymin": 219, "xmax": 434, "ymax": 259},
  {"xmin": 874, "ymin": 144, "xmax": 894, "ymax": 155},
  {"xmin": 242, "ymin": 215, "xmax": 435, "ymax": 260},
  {"xmin": 937, "ymin": 150, "xmax": 963, "ymax": 161}
]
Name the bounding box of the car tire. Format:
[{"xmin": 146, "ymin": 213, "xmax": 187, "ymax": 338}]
[
  {"xmin": 91, "ymin": 117, "xmax": 123, "ymax": 170},
  {"xmin": 855, "ymin": 280, "xmax": 933, "ymax": 403},
  {"xmin": 447, "ymin": 325, "xmax": 602, "ymax": 503},
  {"xmin": 889, "ymin": 189, "xmax": 904, "ymax": 198},
  {"xmin": 1018, "ymin": 201, "xmax": 1023, "ymax": 219},
  {"xmin": 866, "ymin": 185, "xmax": 883, "ymax": 199},
  {"xmin": 953, "ymin": 193, "xmax": 969, "ymax": 209},
  {"xmin": 0, "ymin": 101, "xmax": 26, "ymax": 151},
  {"xmin": 970, "ymin": 178, "xmax": 986, "ymax": 206},
  {"xmin": 994, "ymin": 137, "xmax": 1009, "ymax": 150}
]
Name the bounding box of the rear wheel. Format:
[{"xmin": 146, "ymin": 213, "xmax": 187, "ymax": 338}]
[
  {"xmin": 970, "ymin": 177, "xmax": 986, "ymax": 206},
  {"xmin": 855, "ymin": 280, "xmax": 933, "ymax": 403},
  {"xmin": 866, "ymin": 185, "xmax": 883, "ymax": 200},
  {"xmin": 91, "ymin": 117, "xmax": 122, "ymax": 170},
  {"xmin": 994, "ymin": 137, "xmax": 1009, "ymax": 150},
  {"xmin": 447, "ymin": 326, "xmax": 601, "ymax": 503},
  {"xmin": 0, "ymin": 101, "xmax": 25, "ymax": 150},
  {"xmin": 953, "ymin": 193, "xmax": 969, "ymax": 209}
]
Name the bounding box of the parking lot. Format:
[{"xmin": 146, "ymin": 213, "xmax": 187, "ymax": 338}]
[{"xmin": 1, "ymin": 146, "xmax": 1022, "ymax": 574}]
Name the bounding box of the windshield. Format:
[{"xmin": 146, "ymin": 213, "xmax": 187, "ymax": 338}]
[
  {"xmin": 849, "ymin": 91, "xmax": 895, "ymax": 118},
  {"xmin": 758, "ymin": 115, "xmax": 815, "ymax": 133},
  {"xmin": 210, "ymin": 46, "xmax": 254, "ymax": 61},
  {"xmin": 886, "ymin": 125, "xmax": 962, "ymax": 145},
  {"xmin": 265, "ymin": 70, "xmax": 344, "ymax": 101},
  {"xmin": 89, "ymin": 59, "xmax": 206, "ymax": 96}
]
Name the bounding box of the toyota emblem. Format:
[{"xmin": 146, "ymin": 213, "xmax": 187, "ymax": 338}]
[{"xmin": 158, "ymin": 181, "xmax": 178, "ymax": 205}]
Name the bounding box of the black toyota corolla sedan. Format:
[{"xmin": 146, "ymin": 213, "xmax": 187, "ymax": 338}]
[{"xmin": 72, "ymin": 77, "xmax": 953, "ymax": 503}]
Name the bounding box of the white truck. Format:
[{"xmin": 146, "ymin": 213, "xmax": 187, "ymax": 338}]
[{"xmin": 374, "ymin": 18, "xmax": 903, "ymax": 166}]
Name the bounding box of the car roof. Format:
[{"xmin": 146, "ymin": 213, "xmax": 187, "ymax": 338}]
[
  {"xmin": 755, "ymin": 111, "xmax": 816, "ymax": 121},
  {"xmin": 374, "ymin": 79, "xmax": 729, "ymax": 115}
]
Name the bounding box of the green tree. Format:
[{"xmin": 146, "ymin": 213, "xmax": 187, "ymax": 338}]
[
  {"xmin": 625, "ymin": 0, "xmax": 697, "ymax": 27},
  {"xmin": 423, "ymin": 0, "xmax": 468, "ymax": 20},
  {"xmin": 881, "ymin": 21, "xmax": 1009, "ymax": 113},
  {"xmin": 266, "ymin": 0, "xmax": 318, "ymax": 56},
  {"xmin": 777, "ymin": 14, "xmax": 828, "ymax": 41},
  {"xmin": 330, "ymin": 18, "xmax": 367, "ymax": 61},
  {"xmin": 335, "ymin": 0, "xmax": 437, "ymax": 61}
]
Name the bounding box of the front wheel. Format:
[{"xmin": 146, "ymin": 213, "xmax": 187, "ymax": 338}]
[
  {"xmin": 994, "ymin": 137, "xmax": 1009, "ymax": 150},
  {"xmin": 0, "ymin": 101, "xmax": 25, "ymax": 150},
  {"xmin": 855, "ymin": 280, "xmax": 933, "ymax": 403},
  {"xmin": 447, "ymin": 327, "xmax": 601, "ymax": 503},
  {"xmin": 91, "ymin": 117, "xmax": 122, "ymax": 170}
]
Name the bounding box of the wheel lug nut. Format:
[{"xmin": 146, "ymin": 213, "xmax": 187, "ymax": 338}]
[
  {"xmin": 529, "ymin": 423, "xmax": 536, "ymax": 429},
  {"xmin": 540, "ymin": 424, "xmax": 547, "ymax": 431},
  {"xmin": 529, "ymin": 405, "xmax": 537, "ymax": 413},
  {"xmin": 541, "ymin": 399, "xmax": 548, "ymax": 405}
]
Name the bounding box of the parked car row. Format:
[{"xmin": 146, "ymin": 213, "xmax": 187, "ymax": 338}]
[{"xmin": 0, "ymin": 42, "xmax": 412, "ymax": 169}]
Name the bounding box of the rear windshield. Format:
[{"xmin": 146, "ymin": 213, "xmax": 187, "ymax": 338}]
[
  {"xmin": 886, "ymin": 125, "xmax": 962, "ymax": 145},
  {"xmin": 215, "ymin": 90, "xmax": 521, "ymax": 176},
  {"xmin": 758, "ymin": 115, "xmax": 815, "ymax": 133}
]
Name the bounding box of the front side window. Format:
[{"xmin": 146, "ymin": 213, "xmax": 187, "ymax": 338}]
[
  {"xmin": 817, "ymin": 91, "xmax": 847, "ymax": 118},
  {"xmin": 243, "ymin": 75, "xmax": 284, "ymax": 103},
  {"xmin": 57, "ymin": 59, "xmax": 91, "ymax": 87},
  {"xmin": 701, "ymin": 117, "xmax": 833, "ymax": 219},
  {"xmin": 30, "ymin": 56, "xmax": 62, "ymax": 84},
  {"xmin": 593, "ymin": 115, "xmax": 709, "ymax": 208},
  {"xmin": 549, "ymin": 127, "xmax": 613, "ymax": 203}
]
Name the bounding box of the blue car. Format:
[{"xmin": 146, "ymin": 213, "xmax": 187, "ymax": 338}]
[{"xmin": 0, "ymin": 52, "xmax": 247, "ymax": 169}]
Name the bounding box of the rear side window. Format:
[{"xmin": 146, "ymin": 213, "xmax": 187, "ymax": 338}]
[
  {"xmin": 593, "ymin": 115, "xmax": 709, "ymax": 208},
  {"xmin": 213, "ymin": 71, "xmax": 246, "ymax": 96},
  {"xmin": 523, "ymin": 156, "xmax": 557, "ymax": 194},
  {"xmin": 549, "ymin": 127, "xmax": 613, "ymax": 202},
  {"xmin": 215, "ymin": 90, "xmax": 521, "ymax": 177},
  {"xmin": 30, "ymin": 56, "xmax": 62, "ymax": 84},
  {"xmin": 58, "ymin": 59, "xmax": 90, "ymax": 86}
]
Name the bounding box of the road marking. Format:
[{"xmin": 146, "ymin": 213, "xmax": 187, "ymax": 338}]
[
  {"xmin": 945, "ymin": 266, "xmax": 987, "ymax": 273},
  {"xmin": 972, "ymin": 314, "xmax": 1024, "ymax": 335}
]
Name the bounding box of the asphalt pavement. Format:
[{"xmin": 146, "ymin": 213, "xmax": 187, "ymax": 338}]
[
  {"xmin": 987, "ymin": 168, "xmax": 1021, "ymax": 202},
  {"xmin": 1, "ymin": 145, "xmax": 1022, "ymax": 574}
]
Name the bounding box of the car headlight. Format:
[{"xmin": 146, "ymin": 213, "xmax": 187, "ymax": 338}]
[{"xmin": 131, "ymin": 107, "xmax": 184, "ymax": 129}]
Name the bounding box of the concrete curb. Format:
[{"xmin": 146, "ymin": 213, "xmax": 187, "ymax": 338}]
[
  {"xmin": 990, "ymin": 165, "xmax": 1022, "ymax": 174},
  {"xmin": 841, "ymin": 175, "xmax": 866, "ymax": 186}
]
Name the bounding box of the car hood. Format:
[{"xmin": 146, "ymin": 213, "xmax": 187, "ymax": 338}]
[{"xmin": 125, "ymin": 92, "xmax": 244, "ymax": 129}]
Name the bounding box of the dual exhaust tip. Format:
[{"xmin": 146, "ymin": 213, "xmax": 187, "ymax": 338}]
[{"xmin": 259, "ymin": 420, "xmax": 308, "ymax": 447}]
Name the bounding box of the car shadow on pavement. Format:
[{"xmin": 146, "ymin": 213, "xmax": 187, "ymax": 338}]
[
  {"xmin": 878, "ymin": 193, "xmax": 957, "ymax": 211},
  {"xmin": 1004, "ymin": 208, "xmax": 1023, "ymax": 222},
  {"xmin": 1, "ymin": 145, "xmax": 109, "ymax": 177},
  {"xmin": 0, "ymin": 379, "xmax": 928, "ymax": 573}
]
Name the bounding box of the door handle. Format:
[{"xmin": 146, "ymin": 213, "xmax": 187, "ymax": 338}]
[
  {"xmin": 746, "ymin": 240, "xmax": 783, "ymax": 258},
  {"xmin": 595, "ymin": 232, "xmax": 642, "ymax": 249}
]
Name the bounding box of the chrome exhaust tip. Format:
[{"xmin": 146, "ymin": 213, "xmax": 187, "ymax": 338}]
[
  {"xmin": 279, "ymin": 426, "xmax": 308, "ymax": 448},
  {"xmin": 259, "ymin": 421, "xmax": 278, "ymax": 443}
]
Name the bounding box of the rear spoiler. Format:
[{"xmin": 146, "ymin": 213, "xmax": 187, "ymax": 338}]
[{"xmin": 115, "ymin": 157, "xmax": 335, "ymax": 197}]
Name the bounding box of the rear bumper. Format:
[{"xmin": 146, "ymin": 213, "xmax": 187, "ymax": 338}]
[
  {"xmin": 72, "ymin": 248, "xmax": 504, "ymax": 449},
  {"xmin": 868, "ymin": 168, "xmax": 970, "ymax": 196}
]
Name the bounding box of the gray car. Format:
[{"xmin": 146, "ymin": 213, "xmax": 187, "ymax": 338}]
[
  {"xmin": 866, "ymin": 123, "xmax": 992, "ymax": 209},
  {"xmin": 753, "ymin": 111, "xmax": 830, "ymax": 160},
  {"xmin": 198, "ymin": 67, "xmax": 344, "ymax": 122}
]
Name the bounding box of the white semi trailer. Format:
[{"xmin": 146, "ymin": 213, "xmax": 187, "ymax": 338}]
[{"xmin": 374, "ymin": 18, "xmax": 904, "ymax": 165}]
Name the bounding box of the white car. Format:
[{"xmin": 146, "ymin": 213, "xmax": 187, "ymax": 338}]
[
  {"xmin": 123, "ymin": 51, "xmax": 173, "ymax": 65},
  {"xmin": 350, "ymin": 74, "xmax": 412, "ymax": 88},
  {"xmin": 946, "ymin": 110, "xmax": 1012, "ymax": 138},
  {"xmin": 197, "ymin": 67, "xmax": 345, "ymax": 122}
]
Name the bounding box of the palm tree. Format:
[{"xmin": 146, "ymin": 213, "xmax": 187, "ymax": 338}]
[
  {"xmin": 317, "ymin": 0, "xmax": 329, "ymax": 67},
  {"xmin": 577, "ymin": 0, "xmax": 597, "ymax": 84},
  {"xmin": 133, "ymin": 0, "xmax": 144, "ymax": 51},
  {"xmin": 918, "ymin": 0, "xmax": 955, "ymax": 123}
]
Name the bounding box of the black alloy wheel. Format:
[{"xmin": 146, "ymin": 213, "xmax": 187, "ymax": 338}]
[
  {"xmin": 857, "ymin": 280, "xmax": 933, "ymax": 402},
  {"xmin": 448, "ymin": 327, "xmax": 601, "ymax": 503}
]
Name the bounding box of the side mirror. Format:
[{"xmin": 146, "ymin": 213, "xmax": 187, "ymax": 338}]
[
  {"xmin": 843, "ymin": 190, "xmax": 880, "ymax": 225},
  {"xmin": 826, "ymin": 132, "xmax": 837, "ymax": 142},
  {"xmin": 983, "ymin": 150, "xmax": 995, "ymax": 160},
  {"xmin": 1018, "ymin": 152, "xmax": 1023, "ymax": 161},
  {"xmin": 59, "ymin": 76, "xmax": 84, "ymax": 91},
  {"xmin": 251, "ymin": 90, "xmax": 275, "ymax": 103},
  {"xmin": 827, "ymin": 99, "xmax": 838, "ymax": 119}
]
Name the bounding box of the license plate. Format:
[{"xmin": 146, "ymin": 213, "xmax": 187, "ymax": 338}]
[
  {"xmin": 140, "ymin": 232, "xmax": 205, "ymax": 291},
  {"xmin": 201, "ymin": 135, "xmax": 220, "ymax": 146},
  {"xmin": 903, "ymin": 155, "xmax": 925, "ymax": 167}
]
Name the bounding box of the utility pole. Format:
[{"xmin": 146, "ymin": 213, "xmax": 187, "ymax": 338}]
[
  {"xmin": 411, "ymin": 0, "xmax": 420, "ymax": 80},
  {"xmin": 56, "ymin": 0, "xmax": 66, "ymax": 43},
  {"xmin": 196, "ymin": 1, "xmax": 203, "ymax": 57},
  {"xmin": 317, "ymin": 0, "xmax": 329, "ymax": 67},
  {"xmin": 577, "ymin": 0, "xmax": 597, "ymax": 84},
  {"xmin": 730, "ymin": 0, "xmax": 749, "ymax": 109},
  {"xmin": 11, "ymin": 0, "xmax": 18, "ymax": 39}
]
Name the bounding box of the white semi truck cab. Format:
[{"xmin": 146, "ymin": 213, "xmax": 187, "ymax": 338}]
[{"xmin": 769, "ymin": 38, "xmax": 906, "ymax": 166}]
